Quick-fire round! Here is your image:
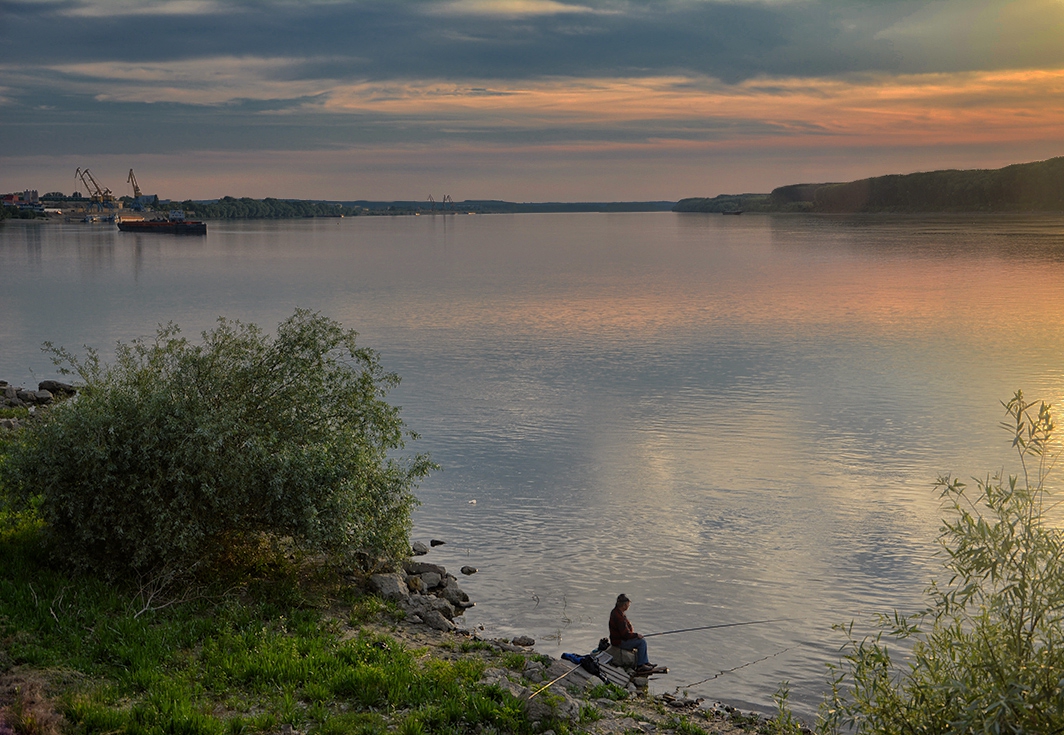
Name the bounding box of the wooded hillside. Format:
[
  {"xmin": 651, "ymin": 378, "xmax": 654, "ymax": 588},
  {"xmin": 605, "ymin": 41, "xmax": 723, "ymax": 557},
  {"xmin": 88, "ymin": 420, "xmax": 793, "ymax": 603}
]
[{"xmin": 674, "ymin": 156, "xmax": 1064, "ymax": 214}]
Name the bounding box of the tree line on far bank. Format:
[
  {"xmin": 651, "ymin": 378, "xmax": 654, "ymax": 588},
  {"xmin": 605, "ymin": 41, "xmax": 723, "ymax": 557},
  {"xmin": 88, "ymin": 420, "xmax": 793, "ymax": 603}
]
[
  {"xmin": 675, "ymin": 155, "xmax": 1064, "ymax": 214},
  {"xmin": 175, "ymin": 196, "xmax": 359, "ymax": 219}
]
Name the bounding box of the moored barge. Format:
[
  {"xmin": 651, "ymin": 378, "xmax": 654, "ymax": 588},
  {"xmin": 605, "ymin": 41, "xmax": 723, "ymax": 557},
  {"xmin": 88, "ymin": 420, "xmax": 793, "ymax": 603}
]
[{"xmin": 117, "ymin": 212, "xmax": 206, "ymax": 235}]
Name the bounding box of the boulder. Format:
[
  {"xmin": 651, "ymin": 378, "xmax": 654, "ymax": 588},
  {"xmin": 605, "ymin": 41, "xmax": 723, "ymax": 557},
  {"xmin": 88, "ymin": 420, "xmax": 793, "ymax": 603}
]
[
  {"xmin": 16, "ymin": 389, "xmax": 33, "ymax": 403},
  {"xmin": 438, "ymin": 580, "xmax": 470, "ymax": 607},
  {"xmin": 411, "ymin": 541, "xmax": 429, "ymax": 556},
  {"xmin": 419, "ymin": 608, "xmax": 455, "ymax": 631},
  {"xmin": 512, "ymin": 635, "xmax": 535, "ymax": 647},
  {"xmin": 419, "ymin": 571, "xmax": 442, "ymax": 589},
  {"xmin": 430, "ymin": 539, "xmax": 446, "ymax": 547},
  {"xmin": 402, "ymin": 593, "xmax": 456, "ymax": 621},
  {"xmin": 460, "ymin": 565, "xmax": 478, "ymax": 575},
  {"xmin": 38, "ymin": 380, "xmax": 76, "ymax": 396},
  {"xmin": 525, "ymin": 686, "xmax": 580, "ymax": 724},
  {"xmin": 404, "ymin": 560, "xmax": 446, "ymax": 577},
  {"xmin": 369, "ymin": 573, "xmax": 409, "ymax": 602},
  {"xmin": 33, "ymin": 390, "xmax": 53, "ymax": 405}
]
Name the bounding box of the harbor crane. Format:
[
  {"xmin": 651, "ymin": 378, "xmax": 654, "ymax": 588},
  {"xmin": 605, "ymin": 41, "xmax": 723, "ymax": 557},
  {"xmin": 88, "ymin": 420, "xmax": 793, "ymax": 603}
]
[
  {"xmin": 426, "ymin": 194, "xmax": 454, "ymax": 212},
  {"xmin": 127, "ymin": 168, "xmax": 148, "ymax": 210},
  {"xmin": 127, "ymin": 169, "xmax": 142, "ymax": 199},
  {"xmin": 74, "ymin": 167, "xmax": 116, "ymax": 211}
]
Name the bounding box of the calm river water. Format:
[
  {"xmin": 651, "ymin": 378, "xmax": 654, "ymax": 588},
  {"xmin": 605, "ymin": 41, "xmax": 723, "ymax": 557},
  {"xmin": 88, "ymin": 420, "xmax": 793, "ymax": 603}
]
[{"xmin": 3, "ymin": 213, "xmax": 1064, "ymax": 718}]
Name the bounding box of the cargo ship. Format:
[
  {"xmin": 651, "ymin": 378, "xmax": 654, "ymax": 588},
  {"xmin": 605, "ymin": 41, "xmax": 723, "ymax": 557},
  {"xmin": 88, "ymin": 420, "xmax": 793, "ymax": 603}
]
[{"xmin": 117, "ymin": 211, "xmax": 206, "ymax": 235}]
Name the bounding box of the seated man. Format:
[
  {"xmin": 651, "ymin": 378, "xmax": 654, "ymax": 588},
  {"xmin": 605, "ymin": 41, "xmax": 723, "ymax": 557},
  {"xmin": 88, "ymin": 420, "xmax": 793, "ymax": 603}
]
[{"xmin": 609, "ymin": 593, "xmax": 654, "ymax": 672}]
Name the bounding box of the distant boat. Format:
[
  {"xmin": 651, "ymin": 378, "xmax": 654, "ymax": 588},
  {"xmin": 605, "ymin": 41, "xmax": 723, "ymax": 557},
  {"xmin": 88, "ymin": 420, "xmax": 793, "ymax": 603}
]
[
  {"xmin": 117, "ymin": 211, "xmax": 206, "ymax": 235},
  {"xmin": 722, "ymin": 210, "xmax": 743, "ymax": 215}
]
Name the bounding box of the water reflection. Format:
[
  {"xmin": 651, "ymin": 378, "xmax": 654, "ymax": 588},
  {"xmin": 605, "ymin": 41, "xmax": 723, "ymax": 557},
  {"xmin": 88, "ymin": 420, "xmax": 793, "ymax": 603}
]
[{"xmin": 2, "ymin": 214, "xmax": 1064, "ymax": 719}]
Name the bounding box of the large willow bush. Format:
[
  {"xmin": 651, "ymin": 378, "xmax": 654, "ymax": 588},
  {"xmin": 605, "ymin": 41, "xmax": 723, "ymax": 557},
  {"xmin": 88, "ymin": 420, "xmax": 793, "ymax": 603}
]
[
  {"xmin": 820, "ymin": 392, "xmax": 1064, "ymax": 733},
  {"xmin": 3, "ymin": 310, "xmax": 433, "ymax": 578}
]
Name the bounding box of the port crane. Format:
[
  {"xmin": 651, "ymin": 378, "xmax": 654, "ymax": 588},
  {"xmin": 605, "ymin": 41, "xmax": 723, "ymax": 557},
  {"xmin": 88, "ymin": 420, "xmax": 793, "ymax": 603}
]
[
  {"xmin": 127, "ymin": 169, "xmax": 150, "ymax": 210},
  {"xmin": 127, "ymin": 169, "xmax": 142, "ymax": 199},
  {"xmin": 426, "ymin": 194, "xmax": 454, "ymax": 212},
  {"xmin": 74, "ymin": 168, "xmax": 116, "ymax": 211}
]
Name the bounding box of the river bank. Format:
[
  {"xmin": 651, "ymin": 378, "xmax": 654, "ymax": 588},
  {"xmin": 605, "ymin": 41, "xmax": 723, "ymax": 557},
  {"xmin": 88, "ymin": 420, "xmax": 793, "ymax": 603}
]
[{"xmin": 362, "ymin": 550, "xmax": 802, "ymax": 733}]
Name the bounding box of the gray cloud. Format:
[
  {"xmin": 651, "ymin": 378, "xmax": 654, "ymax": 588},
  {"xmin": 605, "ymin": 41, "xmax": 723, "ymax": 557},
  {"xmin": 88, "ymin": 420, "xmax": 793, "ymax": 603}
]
[
  {"xmin": 3, "ymin": 1, "xmax": 1025, "ymax": 81},
  {"xmin": 2, "ymin": 0, "xmax": 1063, "ymax": 193}
]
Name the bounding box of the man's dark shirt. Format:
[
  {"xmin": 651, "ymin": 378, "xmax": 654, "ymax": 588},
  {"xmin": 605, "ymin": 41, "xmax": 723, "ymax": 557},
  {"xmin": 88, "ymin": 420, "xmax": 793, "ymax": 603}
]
[{"xmin": 609, "ymin": 606, "xmax": 637, "ymax": 646}]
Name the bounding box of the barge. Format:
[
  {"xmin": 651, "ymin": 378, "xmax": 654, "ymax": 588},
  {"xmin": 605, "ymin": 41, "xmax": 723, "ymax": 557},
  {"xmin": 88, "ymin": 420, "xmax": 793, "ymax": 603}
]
[{"xmin": 117, "ymin": 212, "xmax": 206, "ymax": 235}]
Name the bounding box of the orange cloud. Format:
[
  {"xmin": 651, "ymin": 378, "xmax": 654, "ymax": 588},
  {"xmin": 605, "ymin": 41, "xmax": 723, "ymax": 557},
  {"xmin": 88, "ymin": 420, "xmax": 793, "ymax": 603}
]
[{"xmin": 318, "ymin": 68, "xmax": 1064, "ymax": 148}]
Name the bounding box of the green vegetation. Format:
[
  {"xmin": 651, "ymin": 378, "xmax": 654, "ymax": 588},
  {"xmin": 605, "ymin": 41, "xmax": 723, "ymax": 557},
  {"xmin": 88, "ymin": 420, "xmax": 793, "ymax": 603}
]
[
  {"xmin": 1, "ymin": 205, "xmax": 46, "ymax": 220},
  {"xmin": 818, "ymin": 392, "xmax": 1064, "ymax": 733},
  {"xmin": 0, "ymin": 515, "xmax": 534, "ymax": 735},
  {"xmin": 174, "ymin": 197, "xmax": 359, "ymax": 219},
  {"xmin": 813, "ymin": 156, "xmax": 1064, "ymax": 213},
  {"xmin": 1, "ymin": 310, "xmax": 433, "ymax": 579},
  {"xmin": 671, "ymin": 193, "xmax": 773, "ymax": 213}
]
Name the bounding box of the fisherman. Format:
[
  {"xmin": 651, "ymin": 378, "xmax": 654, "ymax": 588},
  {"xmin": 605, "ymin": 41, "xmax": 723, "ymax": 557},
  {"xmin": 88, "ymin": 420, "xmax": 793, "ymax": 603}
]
[{"xmin": 609, "ymin": 594, "xmax": 655, "ymax": 673}]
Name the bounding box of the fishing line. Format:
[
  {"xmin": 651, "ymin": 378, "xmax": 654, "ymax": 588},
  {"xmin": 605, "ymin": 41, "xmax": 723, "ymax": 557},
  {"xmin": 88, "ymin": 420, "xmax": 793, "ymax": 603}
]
[
  {"xmin": 675, "ymin": 646, "xmax": 796, "ymax": 691},
  {"xmin": 644, "ymin": 618, "xmax": 794, "ymax": 637}
]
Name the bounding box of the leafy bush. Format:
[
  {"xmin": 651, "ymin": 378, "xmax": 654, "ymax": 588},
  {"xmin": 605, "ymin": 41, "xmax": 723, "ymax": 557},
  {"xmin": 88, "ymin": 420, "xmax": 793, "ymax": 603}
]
[
  {"xmin": 2, "ymin": 310, "xmax": 433, "ymax": 578},
  {"xmin": 820, "ymin": 392, "xmax": 1064, "ymax": 733}
]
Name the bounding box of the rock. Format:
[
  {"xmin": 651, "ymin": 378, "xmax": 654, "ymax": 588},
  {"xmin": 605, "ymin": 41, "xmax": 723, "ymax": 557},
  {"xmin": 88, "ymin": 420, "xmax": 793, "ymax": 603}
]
[
  {"xmin": 33, "ymin": 389, "xmax": 53, "ymax": 405},
  {"xmin": 438, "ymin": 580, "xmax": 469, "ymax": 607},
  {"xmin": 419, "ymin": 608, "xmax": 455, "ymax": 631},
  {"xmin": 404, "ymin": 560, "xmax": 447, "ymax": 577},
  {"xmin": 16, "ymin": 389, "xmax": 34, "ymax": 403},
  {"xmin": 430, "ymin": 539, "xmax": 446, "ymax": 546},
  {"xmin": 369, "ymin": 573, "xmax": 409, "ymax": 602},
  {"xmin": 38, "ymin": 380, "xmax": 76, "ymax": 395},
  {"xmin": 523, "ymin": 660, "xmax": 546, "ymax": 677},
  {"xmin": 411, "ymin": 541, "xmax": 429, "ymax": 556},
  {"xmin": 0, "ymin": 418, "xmax": 19, "ymax": 430},
  {"xmin": 406, "ymin": 575, "xmax": 424, "ymax": 592},
  {"xmin": 460, "ymin": 565, "xmax": 478, "ymax": 575},
  {"xmin": 3, "ymin": 386, "xmax": 17, "ymax": 401},
  {"xmin": 512, "ymin": 635, "xmax": 535, "ymax": 647},
  {"xmin": 419, "ymin": 572, "xmax": 442, "ymax": 589},
  {"xmin": 525, "ymin": 686, "xmax": 579, "ymax": 723},
  {"xmin": 402, "ymin": 594, "xmax": 456, "ymax": 621}
]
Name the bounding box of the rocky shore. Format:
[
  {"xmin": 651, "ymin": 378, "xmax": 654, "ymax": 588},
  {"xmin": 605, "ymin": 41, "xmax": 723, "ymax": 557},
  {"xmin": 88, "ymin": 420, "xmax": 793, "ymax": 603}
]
[
  {"xmin": 0, "ymin": 379, "xmax": 76, "ymax": 430},
  {"xmin": 370, "ymin": 541, "xmax": 804, "ymax": 735}
]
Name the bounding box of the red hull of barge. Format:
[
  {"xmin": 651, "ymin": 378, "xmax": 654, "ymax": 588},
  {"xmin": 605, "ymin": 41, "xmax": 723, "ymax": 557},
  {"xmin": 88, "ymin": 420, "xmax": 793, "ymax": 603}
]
[{"xmin": 117, "ymin": 220, "xmax": 207, "ymax": 235}]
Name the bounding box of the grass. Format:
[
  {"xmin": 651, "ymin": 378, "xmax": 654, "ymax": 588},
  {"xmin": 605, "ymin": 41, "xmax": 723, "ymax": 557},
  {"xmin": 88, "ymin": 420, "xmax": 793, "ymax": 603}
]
[{"xmin": 0, "ymin": 512, "xmax": 534, "ymax": 735}]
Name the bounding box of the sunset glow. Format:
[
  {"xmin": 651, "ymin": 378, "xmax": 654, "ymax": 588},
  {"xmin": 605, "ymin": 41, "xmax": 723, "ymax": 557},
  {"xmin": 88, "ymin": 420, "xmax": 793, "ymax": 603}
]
[{"xmin": 2, "ymin": 0, "xmax": 1063, "ymax": 199}]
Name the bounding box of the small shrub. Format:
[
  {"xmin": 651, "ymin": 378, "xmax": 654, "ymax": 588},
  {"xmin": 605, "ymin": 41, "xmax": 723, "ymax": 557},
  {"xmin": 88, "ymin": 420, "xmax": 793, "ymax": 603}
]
[
  {"xmin": 2, "ymin": 310, "xmax": 434, "ymax": 578},
  {"xmin": 763, "ymin": 683, "xmax": 804, "ymax": 734},
  {"xmin": 820, "ymin": 392, "xmax": 1064, "ymax": 733}
]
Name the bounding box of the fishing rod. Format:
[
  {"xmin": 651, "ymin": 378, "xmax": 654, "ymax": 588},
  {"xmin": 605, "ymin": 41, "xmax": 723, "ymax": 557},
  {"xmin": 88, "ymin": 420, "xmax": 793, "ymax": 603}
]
[
  {"xmin": 643, "ymin": 618, "xmax": 794, "ymax": 638},
  {"xmin": 528, "ymin": 662, "xmax": 583, "ymax": 699}
]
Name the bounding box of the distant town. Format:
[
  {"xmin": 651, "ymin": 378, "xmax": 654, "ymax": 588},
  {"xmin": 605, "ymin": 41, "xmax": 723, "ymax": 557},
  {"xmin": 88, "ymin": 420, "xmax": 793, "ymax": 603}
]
[{"xmin": 0, "ymin": 187, "xmax": 677, "ymax": 221}]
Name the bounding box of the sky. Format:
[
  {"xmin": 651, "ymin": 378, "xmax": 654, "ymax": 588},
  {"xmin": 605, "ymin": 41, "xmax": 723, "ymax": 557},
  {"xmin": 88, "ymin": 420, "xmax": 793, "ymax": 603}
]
[{"xmin": 2, "ymin": 0, "xmax": 1064, "ymax": 201}]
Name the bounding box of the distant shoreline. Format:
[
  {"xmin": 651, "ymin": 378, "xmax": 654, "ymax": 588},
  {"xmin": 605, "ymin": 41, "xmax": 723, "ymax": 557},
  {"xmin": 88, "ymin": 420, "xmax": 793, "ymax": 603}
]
[{"xmin": 675, "ymin": 155, "xmax": 1064, "ymax": 215}]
